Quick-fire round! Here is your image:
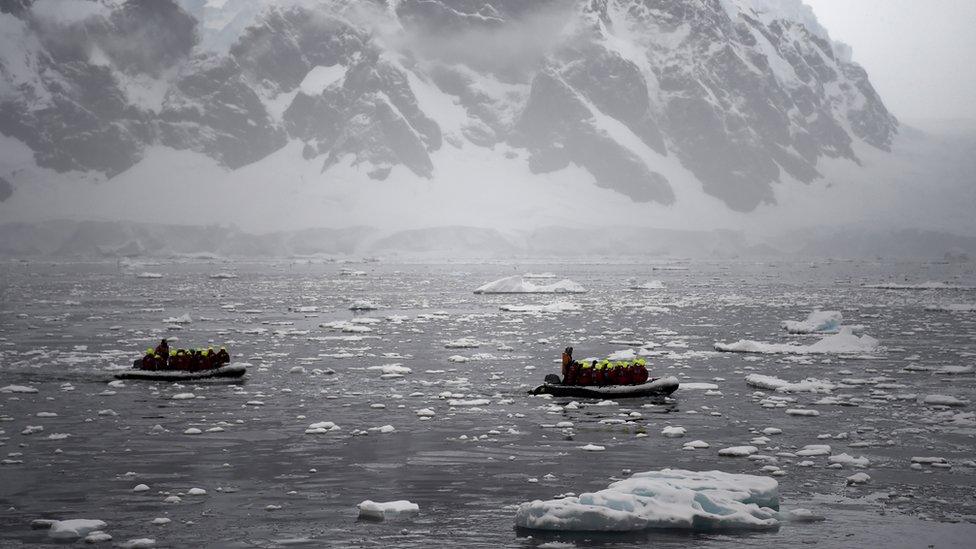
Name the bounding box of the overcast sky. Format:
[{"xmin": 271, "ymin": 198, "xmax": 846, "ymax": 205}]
[{"xmin": 804, "ymin": 0, "xmax": 976, "ymax": 123}]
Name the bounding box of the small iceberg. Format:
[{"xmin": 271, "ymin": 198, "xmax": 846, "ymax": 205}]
[
  {"xmin": 515, "ymin": 469, "xmax": 780, "ymax": 532},
  {"xmin": 136, "ymin": 272, "xmax": 163, "ymax": 279},
  {"xmin": 781, "ymin": 310, "xmax": 842, "ymax": 334},
  {"xmin": 715, "ymin": 328, "xmax": 878, "ymax": 355},
  {"xmin": 474, "ymin": 275, "xmax": 586, "ymax": 294},
  {"xmin": 162, "ymin": 313, "xmax": 192, "ymax": 324},
  {"xmin": 357, "ymin": 500, "xmax": 419, "ymax": 521}
]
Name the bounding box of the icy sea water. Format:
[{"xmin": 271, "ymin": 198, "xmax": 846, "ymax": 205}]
[{"xmin": 1, "ymin": 258, "xmax": 975, "ymax": 548}]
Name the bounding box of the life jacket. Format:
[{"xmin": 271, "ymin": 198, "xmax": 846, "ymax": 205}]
[
  {"xmin": 564, "ymin": 361, "xmax": 579, "ymax": 385},
  {"xmin": 577, "ymin": 364, "xmax": 593, "ymax": 386},
  {"xmin": 620, "ymin": 363, "xmax": 634, "ymax": 385},
  {"xmin": 635, "ymin": 363, "xmax": 649, "ymax": 384}
]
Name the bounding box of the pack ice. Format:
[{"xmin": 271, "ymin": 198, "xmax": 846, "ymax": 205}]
[
  {"xmin": 515, "ymin": 469, "xmax": 780, "ymax": 532},
  {"xmin": 781, "ymin": 310, "xmax": 842, "ymax": 334},
  {"xmin": 473, "ymin": 275, "xmax": 586, "ymax": 294},
  {"xmin": 715, "ymin": 328, "xmax": 878, "ymax": 354}
]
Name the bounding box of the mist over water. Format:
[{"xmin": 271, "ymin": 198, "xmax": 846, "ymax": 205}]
[{"xmin": 1, "ymin": 1, "xmax": 976, "ymax": 547}]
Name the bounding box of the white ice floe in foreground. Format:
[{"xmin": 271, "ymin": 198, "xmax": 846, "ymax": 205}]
[
  {"xmin": 1, "ymin": 385, "xmax": 38, "ymax": 393},
  {"xmin": 781, "ymin": 310, "xmax": 842, "ymax": 334},
  {"xmin": 745, "ymin": 374, "xmax": 835, "ymax": 394},
  {"xmin": 474, "ymin": 275, "xmax": 586, "ymax": 294},
  {"xmin": 304, "ymin": 422, "xmax": 340, "ymax": 434},
  {"xmin": 46, "ymin": 519, "xmax": 107, "ymax": 540},
  {"xmin": 357, "ymin": 500, "xmax": 419, "ymax": 521},
  {"xmin": 715, "ymin": 328, "xmax": 878, "ymax": 355},
  {"xmin": 515, "ymin": 469, "xmax": 780, "ymax": 532}
]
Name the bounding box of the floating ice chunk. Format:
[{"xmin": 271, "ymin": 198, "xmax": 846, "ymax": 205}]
[
  {"xmin": 349, "ymin": 300, "xmax": 378, "ymax": 311},
  {"xmin": 163, "ymin": 313, "xmax": 192, "ymax": 324},
  {"xmin": 447, "ymin": 355, "xmax": 469, "ymax": 363},
  {"xmin": 682, "ymin": 440, "xmax": 709, "ymax": 450},
  {"xmin": 367, "ymin": 364, "xmax": 412, "ymax": 375},
  {"xmin": 369, "ymin": 425, "xmax": 396, "ymax": 434},
  {"xmin": 718, "ymin": 446, "xmax": 758, "ymax": 457},
  {"xmin": 183, "ymin": 428, "xmax": 202, "ymax": 435},
  {"xmin": 661, "ymin": 426, "xmax": 686, "ymax": 438},
  {"xmin": 782, "ymin": 310, "xmax": 842, "ymax": 334},
  {"xmin": 357, "ymin": 500, "xmax": 419, "ymax": 521},
  {"xmin": 133, "ymin": 484, "xmax": 150, "ymax": 492},
  {"xmin": 444, "ymin": 337, "xmax": 481, "ymax": 349},
  {"xmin": 921, "ymin": 394, "xmax": 969, "ymax": 407},
  {"xmin": 1, "ymin": 385, "xmax": 38, "ymax": 393},
  {"xmin": 136, "ymin": 272, "xmax": 163, "ymax": 279},
  {"xmin": 828, "ymin": 453, "xmax": 869, "ymax": 468},
  {"xmin": 188, "ymin": 487, "xmax": 207, "ymax": 496},
  {"xmin": 514, "ymin": 469, "xmax": 780, "ymax": 532},
  {"xmin": 911, "ymin": 456, "xmax": 948, "ymax": 465},
  {"xmin": 845, "ymin": 473, "xmax": 870, "ymax": 485},
  {"xmin": 745, "ymin": 374, "xmax": 835, "ymax": 394},
  {"xmin": 119, "ymin": 538, "xmax": 156, "ymax": 548},
  {"xmin": 579, "ymin": 444, "xmax": 606, "ymax": 452},
  {"xmin": 151, "ymin": 518, "xmax": 170, "ymax": 525},
  {"xmin": 171, "ymin": 393, "xmax": 195, "ymax": 400},
  {"xmin": 715, "ymin": 328, "xmax": 878, "ymax": 355},
  {"xmin": 415, "ymin": 408, "xmax": 435, "ymax": 417},
  {"xmin": 785, "ymin": 409, "xmax": 820, "ymax": 416},
  {"xmin": 305, "ymin": 422, "xmax": 340, "ymax": 434},
  {"xmin": 500, "ymin": 302, "xmax": 581, "ymax": 313},
  {"xmin": 680, "ymin": 383, "xmax": 720, "ymax": 390},
  {"xmin": 448, "ymin": 398, "xmax": 490, "ymax": 406},
  {"xmin": 796, "ymin": 445, "xmax": 831, "ymax": 456},
  {"xmin": 474, "ymin": 276, "xmax": 586, "ymax": 294},
  {"xmin": 48, "ymin": 519, "xmax": 107, "ymax": 540},
  {"xmin": 209, "ymin": 272, "xmax": 237, "ymax": 279},
  {"xmin": 85, "ymin": 531, "xmax": 112, "ymax": 542},
  {"xmin": 607, "ymin": 349, "xmax": 636, "ymax": 361}
]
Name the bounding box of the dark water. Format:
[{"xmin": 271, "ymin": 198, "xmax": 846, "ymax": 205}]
[{"xmin": 1, "ymin": 258, "xmax": 975, "ymax": 548}]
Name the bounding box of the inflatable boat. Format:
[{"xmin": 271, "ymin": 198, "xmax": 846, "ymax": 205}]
[
  {"xmin": 530, "ymin": 375, "xmax": 680, "ymax": 399},
  {"xmin": 115, "ymin": 363, "xmax": 247, "ymax": 381}
]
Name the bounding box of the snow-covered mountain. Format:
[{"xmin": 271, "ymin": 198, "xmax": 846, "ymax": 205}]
[{"xmin": 0, "ymin": 0, "xmax": 913, "ymax": 226}]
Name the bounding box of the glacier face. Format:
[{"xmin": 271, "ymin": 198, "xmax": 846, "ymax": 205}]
[{"xmin": 0, "ymin": 0, "xmax": 897, "ymax": 212}]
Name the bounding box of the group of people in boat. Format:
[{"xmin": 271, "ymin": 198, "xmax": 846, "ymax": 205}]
[
  {"xmin": 560, "ymin": 347, "xmax": 649, "ymax": 386},
  {"xmin": 140, "ymin": 339, "xmax": 230, "ymax": 371}
]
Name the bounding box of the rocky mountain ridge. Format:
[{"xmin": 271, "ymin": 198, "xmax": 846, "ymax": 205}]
[{"xmin": 0, "ymin": 0, "xmax": 897, "ymax": 211}]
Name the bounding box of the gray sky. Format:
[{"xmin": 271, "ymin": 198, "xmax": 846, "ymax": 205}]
[{"xmin": 804, "ymin": 0, "xmax": 976, "ymax": 123}]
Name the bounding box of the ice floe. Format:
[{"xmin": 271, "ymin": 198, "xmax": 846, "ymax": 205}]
[
  {"xmin": 745, "ymin": 374, "xmax": 835, "ymax": 394},
  {"xmin": 473, "ymin": 276, "xmax": 586, "ymax": 294},
  {"xmin": 781, "ymin": 310, "xmax": 842, "ymax": 334},
  {"xmin": 357, "ymin": 500, "xmax": 419, "ymax": 521},
  {"xmin": 715, "ymin": 328, "xmax": 879, "ymax": 355},
  {"xmin": 515, "ymin": 469, "xmax": 780, "ymax": 532}
]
